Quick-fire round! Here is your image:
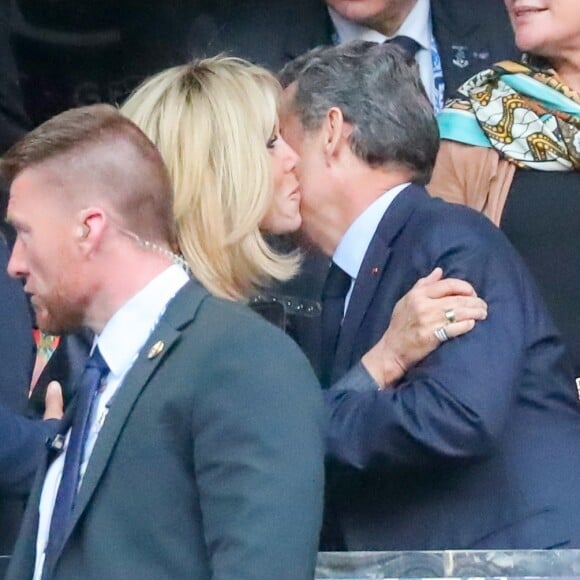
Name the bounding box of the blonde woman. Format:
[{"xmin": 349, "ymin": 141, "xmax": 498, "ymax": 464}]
[
  {"xmin": 122, "ymin": 56, "xmax": 300, "ymax": 301},
  {"xmin": 122, "ymin": 55, "xmax": 487, "ymax": 388}
]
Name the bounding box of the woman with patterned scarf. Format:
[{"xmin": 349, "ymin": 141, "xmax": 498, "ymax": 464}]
[{"xmin": 429, "ymin": 0, "xmax": 580, "ymax": 380}]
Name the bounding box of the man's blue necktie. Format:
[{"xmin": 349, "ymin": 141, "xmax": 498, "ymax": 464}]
[
  {"xmin": 321, "ymin": 263, "xmax": 351, "ymax": 388},
  {"xmin": 388, "ymin": 35, "xmax": 422, "ymax": 59},
  {"xmin": 42, "ymin": 347, "xmax": 109, "ymax": 579}
]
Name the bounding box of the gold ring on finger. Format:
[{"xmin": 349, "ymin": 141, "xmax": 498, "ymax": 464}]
[{"xmin": 444, "ymin": 308, "xmax": 456, "ymax": 324}]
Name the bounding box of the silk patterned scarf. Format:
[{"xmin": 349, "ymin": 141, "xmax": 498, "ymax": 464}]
[{"xmin": 437, "ymin": 59, "xmax": 580, "ymax": 170}]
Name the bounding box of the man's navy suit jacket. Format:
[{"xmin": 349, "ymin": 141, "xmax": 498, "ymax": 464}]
[{"xmin": 322, "ymin": 185, "xmax": 580, "ymax": 550}]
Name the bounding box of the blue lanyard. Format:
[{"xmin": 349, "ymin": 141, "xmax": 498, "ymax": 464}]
[
  {"xmin": 330, "ymin": 15, "xmax": 445, "ymax": 112},
  {"xmin": 430, "ymin": 33, "xmax": 445, "ymax": 112}
]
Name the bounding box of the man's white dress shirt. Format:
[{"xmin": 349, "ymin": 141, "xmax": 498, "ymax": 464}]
[
  {"xmin": 333, "ymin": 183, "xmax": 409, "ymax": 315},
  {"xmin": 328, "ymin": 0, "xmax": 436, "ymax": 105}
]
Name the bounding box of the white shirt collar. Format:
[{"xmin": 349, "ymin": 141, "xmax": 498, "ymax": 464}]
[
  {"xmin": 333, "ymin": 182, "xmax": 410, "ymax": 281},
  {"xmin": 95, "ymin": 264, "xmax": 189, "ymax": 378},
  {"xmin": 328, "ymin": 0, "xmax": 431, "ymax": 50}
]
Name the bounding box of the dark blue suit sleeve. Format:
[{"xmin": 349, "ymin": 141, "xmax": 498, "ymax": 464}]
[
  {"xmin": 325, "ymin": 219, "xmax": 532, "ymax": 470},
  {"xmin": 0, "ymin": 406, "xmax": 56, "ymax": 496}
]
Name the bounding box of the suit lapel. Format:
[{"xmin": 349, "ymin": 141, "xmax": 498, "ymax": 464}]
[
  {"xmin": 332, "ymin": 186, "xmax": 425, "ymax": 380},
  {"xmin": 333, "ymin": 243, "xmax": 392, "ymax": 379},
  {"xmin": 66, "ymin": 322, "xmax": 181, "ymax": 537},
  {"xmin": 62, "ymin": 281, "xmax": 207, "ymax": 548}
]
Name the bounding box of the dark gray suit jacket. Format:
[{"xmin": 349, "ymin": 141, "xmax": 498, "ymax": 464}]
[{"xmin": 7, "ymin": 280, "xmax": 325, "ymax": 580}]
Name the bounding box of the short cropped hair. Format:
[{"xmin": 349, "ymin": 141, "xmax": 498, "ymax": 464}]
[
  {"xmin": 280, "ymin": 41, "xmax": 439, "ymax": 184},
  {"xmin": 1, "ymin": 103, "xmax": 176, "ymax": 246},
  {"xmin": 122, "ymin": 56, "xmax": 299, "ymax": 301}
]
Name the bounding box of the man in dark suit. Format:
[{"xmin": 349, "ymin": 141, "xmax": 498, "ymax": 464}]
[
  {"xmin": 189, "ymin": 0, "xmax": 518, "ymax": 110},
  {"xmin": 3, "ymin": 104, "xmax": 325, "ymax": 580},
  {"xmin": 280, "ymin": 41, "xmax": 580, "ymax": 550}
]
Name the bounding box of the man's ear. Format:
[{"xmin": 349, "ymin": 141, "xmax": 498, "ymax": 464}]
[
  {"xmin": 323, "ymin": 107, "xmax": 351, "ymax": 163},
  {"xmin": 75, "ymin": 207, "xmax": 107, "ymax": 253}
]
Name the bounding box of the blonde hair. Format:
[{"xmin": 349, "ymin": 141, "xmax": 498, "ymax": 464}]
[{"xmin": 121, "ymin": 55, "xmax": 299, "ymax": 301}]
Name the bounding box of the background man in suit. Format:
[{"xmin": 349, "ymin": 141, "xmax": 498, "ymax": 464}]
[
  {"xmin": 3, "ymin": 104, "xmax": 325, "ymax": 580},
  {"xmin": 279, "ymin": 41, "xmax": 580, "ymax": 550},
  {"xmin": 190, "ymin": 0, "xmax": 518, "ymax": 111}
]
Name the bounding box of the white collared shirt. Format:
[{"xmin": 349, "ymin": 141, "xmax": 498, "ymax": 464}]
[
  {"xmin": 333, "ymin": 183, "xmax": 410, "ymax": 314},
  {"xmin": 328, "ymin": 0, "xmax": 435, "ymax": 105},
  {"xmin": 33, "ymin": 264, "xmax": 189, "ymax": 580}
]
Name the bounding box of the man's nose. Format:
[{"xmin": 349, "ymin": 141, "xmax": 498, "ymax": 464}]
[
  {"xmin": 280, "ymin": 137, "xmax": 300, "ymax": 172},
  {"xmin": 7, "ymin": 238, "xmax": 27, "ymax": 279}
]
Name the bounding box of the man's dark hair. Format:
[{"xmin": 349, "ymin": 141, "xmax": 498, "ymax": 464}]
[{"xmin": 280, "ymin": 41, "xmax": 439, "ymax": 184}]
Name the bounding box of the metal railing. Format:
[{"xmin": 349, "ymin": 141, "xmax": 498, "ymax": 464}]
[{"xmin": 2, "ymin": 550, "xmax": 580, "ymax": 579}]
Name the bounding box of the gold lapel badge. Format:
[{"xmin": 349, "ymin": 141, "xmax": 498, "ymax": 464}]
[{"xmin": 147, "ymin": 340, "xmax": 165, "ymax": 359}]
